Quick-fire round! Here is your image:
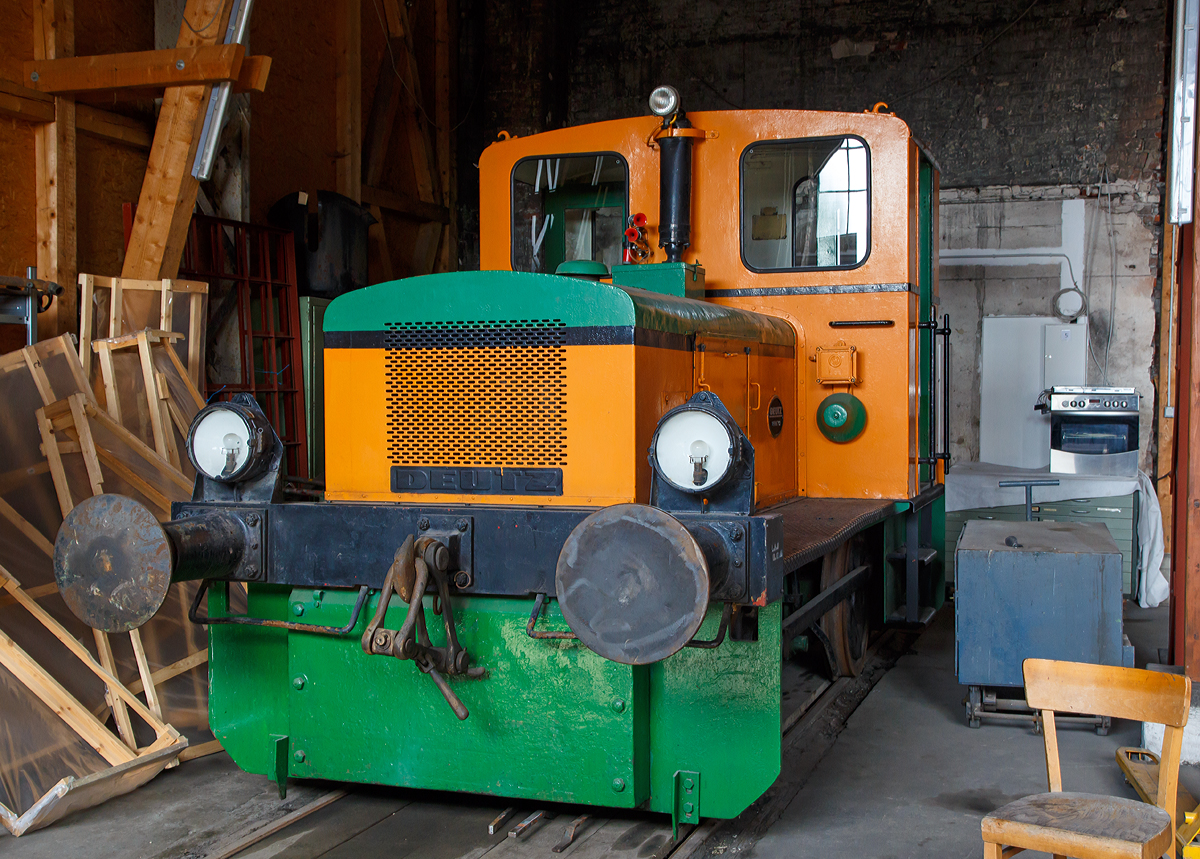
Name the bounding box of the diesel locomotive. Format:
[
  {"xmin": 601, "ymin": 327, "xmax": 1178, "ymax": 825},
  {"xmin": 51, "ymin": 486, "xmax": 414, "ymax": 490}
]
[{"xmin": 54, "ymin": 86, "xmax": 948, "ymax": 832}]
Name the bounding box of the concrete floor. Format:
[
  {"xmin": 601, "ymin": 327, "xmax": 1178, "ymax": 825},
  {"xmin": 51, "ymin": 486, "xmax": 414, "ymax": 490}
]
[
  {"xmin": 754, "ymin": 600, "xmax": 1185, "ymax": 859},
  {"xmin": 0, "ymin": 599, "xmax": 1183, "ymax": 858}
]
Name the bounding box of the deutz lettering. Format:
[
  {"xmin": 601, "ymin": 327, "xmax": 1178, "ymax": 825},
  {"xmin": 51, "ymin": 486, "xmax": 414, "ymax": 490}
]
[{"xmin": 391, "ymin": 467, "xmax": 564, "ymax": 496}]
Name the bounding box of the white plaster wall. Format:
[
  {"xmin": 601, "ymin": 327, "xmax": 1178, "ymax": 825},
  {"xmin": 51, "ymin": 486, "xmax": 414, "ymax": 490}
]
[{"xmin": 939, "ymin": 186, "xmax": 1159, "ymax": 473}]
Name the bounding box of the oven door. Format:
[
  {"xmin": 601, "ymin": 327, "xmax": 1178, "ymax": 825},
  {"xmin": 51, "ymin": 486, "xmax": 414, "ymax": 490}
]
[{"xmin": 1049, "ymin": 413, "xmax": 1139, "ymax": 476}]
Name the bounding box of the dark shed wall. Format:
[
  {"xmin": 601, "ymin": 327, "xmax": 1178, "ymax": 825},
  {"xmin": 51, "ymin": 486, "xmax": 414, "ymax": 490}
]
[{"xmin": 566, "ymin": 0, "xmax": 1169, "ymax": 189}]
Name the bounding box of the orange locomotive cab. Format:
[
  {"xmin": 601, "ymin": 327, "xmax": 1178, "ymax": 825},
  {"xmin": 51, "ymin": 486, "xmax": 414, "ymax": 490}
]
[{"xmin": 480, "ymin": 107, "xmax": 939, "ymax": 504}]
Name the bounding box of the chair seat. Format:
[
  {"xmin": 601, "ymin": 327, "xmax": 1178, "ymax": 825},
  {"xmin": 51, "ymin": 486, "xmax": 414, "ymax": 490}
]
[{"xmin": 982, "ymin": 792, "xmax": 1172, "ymax": 859}]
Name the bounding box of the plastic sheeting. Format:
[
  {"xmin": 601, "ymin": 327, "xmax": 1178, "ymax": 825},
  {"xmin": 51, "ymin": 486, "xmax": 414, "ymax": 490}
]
[
  {"xmin": 82, "ymin": 281, "xmax": 208, "ymax": 393},
  {"xmin": 0, "ymin": 337, "xmax": 207, "ymax": 819}
]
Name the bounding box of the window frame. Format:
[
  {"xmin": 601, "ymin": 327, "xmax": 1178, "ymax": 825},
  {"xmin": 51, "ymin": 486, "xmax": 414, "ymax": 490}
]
[
  {"xmin": 509, "ymin": 151, "xmax": 630, "ymax": 274},
  {"xmin": 739, "ymin": 134, "xmax": 873, "ymax": 274}
]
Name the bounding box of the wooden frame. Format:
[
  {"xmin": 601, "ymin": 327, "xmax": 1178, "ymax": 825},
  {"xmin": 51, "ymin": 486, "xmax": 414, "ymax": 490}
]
[
  {"xmin": 0, "ymin": 564, "xmax": 185, "ymax": 837},
  {"xmin": 78, "ymin": 273, "xmax": 208, "ymax": 387},
  {"xmin": 90, "ymin": 328, "xmax": 205, "ymax": 470}
]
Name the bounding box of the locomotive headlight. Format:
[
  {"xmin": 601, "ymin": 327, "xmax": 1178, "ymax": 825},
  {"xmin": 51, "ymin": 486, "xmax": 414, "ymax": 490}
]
[
  {"xmin": 649, "ymin": 85, "xmax": 680, "ymax": 117},
  {"xmin": 651, "ymin": 406, "xmax": 737, "ymax": 493},
  {"xmin": 186, "ymin": 402, "xmax": 273, "ymax": 483}
]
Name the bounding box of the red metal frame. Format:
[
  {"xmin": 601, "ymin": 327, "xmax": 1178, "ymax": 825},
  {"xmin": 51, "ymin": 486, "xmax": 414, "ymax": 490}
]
[{"xmin": 180, "ymin": 215, "xmax": 310, "ymax": 480}]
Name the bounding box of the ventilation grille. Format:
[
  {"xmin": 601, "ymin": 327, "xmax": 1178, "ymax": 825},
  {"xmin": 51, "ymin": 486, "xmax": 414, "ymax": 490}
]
[{"xmin": 385, "ymin": 320, "xmax": 567, "ymax": 468}]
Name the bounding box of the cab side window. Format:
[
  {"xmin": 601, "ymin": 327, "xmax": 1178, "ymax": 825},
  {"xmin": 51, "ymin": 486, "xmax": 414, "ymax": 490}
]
[
  {"xmin": 742, "ymin": 136, "xmax": 870, "ymax": 272},
  {"xmin": 511, "ymin": 154, "xmax": 628, "ymax": 273}
]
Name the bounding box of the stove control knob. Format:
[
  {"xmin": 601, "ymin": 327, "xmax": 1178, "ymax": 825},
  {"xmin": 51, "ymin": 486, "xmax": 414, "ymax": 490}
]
[
  {"xmin": 1104, "ymin": 400, "xmax": 1111, "ymax": 407},
  {"xmin": 1121, "ymin": 400, "xmax": 1127, "ymax": 408}
]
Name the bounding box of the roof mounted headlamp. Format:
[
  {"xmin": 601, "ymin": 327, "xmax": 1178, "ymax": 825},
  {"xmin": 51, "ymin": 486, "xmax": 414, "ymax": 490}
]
[{"xmin": 649, "ymin": 85, "xmax": 681, "ymax": 118}]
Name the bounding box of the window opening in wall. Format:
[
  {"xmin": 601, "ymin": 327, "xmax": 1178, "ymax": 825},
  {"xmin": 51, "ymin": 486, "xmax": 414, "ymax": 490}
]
[
  {"xmin": 741, "ymin": 136, "xmax": 870, "ymax": 272},
  {"xmin": 511, "ymin": 153, "xmax": 628, "ymax": 273}
]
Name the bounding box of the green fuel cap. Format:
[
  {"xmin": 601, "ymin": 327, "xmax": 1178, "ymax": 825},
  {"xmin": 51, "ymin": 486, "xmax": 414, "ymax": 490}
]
[{"xmin": 817, "ymin": 393, "xmax": 866, "ymax": 443}]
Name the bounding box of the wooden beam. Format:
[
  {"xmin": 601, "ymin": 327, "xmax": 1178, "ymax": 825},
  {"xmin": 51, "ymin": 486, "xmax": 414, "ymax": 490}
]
[
  {"xmin": 435, "ymin": 0, "xmax": 457, "ymax": 272},
  {"xmin": 361, "ymin": 42, "xmax": 402, "ymax": 189},
  {"xmin": 34, "ymin": 0, "xmax": 77, "ymax": 339},
  {"xmin": 0, "ymin": 624, "xmax": 136, "ymax": 767},
  {"xmin": 335, "ymin": 0, "xmax": 362, "ymax": 202},
  {"xmin": 361, "ymin": 184, "xmax": 450, "ymax": 223},
  {"xmin": 390, "ymin": 1, "xmax": 442, "ymax": 274},
  {"xmin": 1187, "ymin": 211, "xmax": 1200, "ymax": 678},
  {"xmin": 121, "ymin": 0, "xmax": 235, "ymax": 281},
  {"xmin": 1160, "ymin": 224, "xmax": 1179, "ymax": 554},
  {"xmin": 24, "ymin": 45, "xmax": 245, "ymax": 95},
  {"xmin": 232, "ymin": 55, "xmax": 271, "ymax": 93},
  {"xmin": 76, "ymin": 104, "xmax": 154, "ymax": 149},
  {"xmin": 0, "ymin": 77, "xmax": 55, "ymax": 122},
  {"xmin": 0, "ymin": 79, "xmax": 154, "ymax": 148}
]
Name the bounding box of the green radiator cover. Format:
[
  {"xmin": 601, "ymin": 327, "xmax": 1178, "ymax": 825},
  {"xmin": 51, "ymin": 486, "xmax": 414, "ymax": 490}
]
[{"xmin": 208, "ymin": 585, "xmax": 781, "ymax": 820}]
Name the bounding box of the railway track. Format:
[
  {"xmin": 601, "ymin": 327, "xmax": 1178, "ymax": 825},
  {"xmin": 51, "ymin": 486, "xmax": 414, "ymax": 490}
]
[{"xmin": 203, "ymin": 630, "xmax": 916, "ymax": 859}]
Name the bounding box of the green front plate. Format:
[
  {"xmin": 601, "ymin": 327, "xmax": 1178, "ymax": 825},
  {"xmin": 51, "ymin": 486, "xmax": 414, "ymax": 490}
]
[{"xmin": 208, "ymin": 586, "xmax": 781, "ymax": 819}]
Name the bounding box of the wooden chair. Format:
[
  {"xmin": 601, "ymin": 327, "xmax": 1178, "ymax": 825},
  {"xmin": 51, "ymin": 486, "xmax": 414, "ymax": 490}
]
[{"xmin": 982, "ymin": 658, "xmax": 1191, "ymax": 859}]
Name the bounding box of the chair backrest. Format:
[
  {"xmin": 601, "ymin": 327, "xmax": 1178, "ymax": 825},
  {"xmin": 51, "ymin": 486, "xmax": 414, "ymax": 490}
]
[
  {"xmin": 1023, "ymin": 658, "xmax": 1191, "ymax": 817},
  {"xmin": 1024, "ymin": 659, "xmax": 1191, "ymax": 727}
]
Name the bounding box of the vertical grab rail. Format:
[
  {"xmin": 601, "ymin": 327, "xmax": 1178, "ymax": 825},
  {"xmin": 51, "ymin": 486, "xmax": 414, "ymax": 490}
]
[{"xmin": 919, "ymin": 310, "xmax": 952, "ymax": 476}]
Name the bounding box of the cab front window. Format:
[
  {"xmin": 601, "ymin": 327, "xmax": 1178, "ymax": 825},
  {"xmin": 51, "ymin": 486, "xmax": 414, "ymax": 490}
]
[
  {"xmin": 511, "ymin": 153, "xmax": 628, "ymax": 274},
  {"xmin": 741, "ymin": 136, "xmax": 870, "ymax": 272}
]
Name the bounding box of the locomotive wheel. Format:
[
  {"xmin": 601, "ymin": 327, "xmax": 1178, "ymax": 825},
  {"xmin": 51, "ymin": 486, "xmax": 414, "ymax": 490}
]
[{"xmin": 820, "ymin": 538, "xmax": 869, "ymax": 677}]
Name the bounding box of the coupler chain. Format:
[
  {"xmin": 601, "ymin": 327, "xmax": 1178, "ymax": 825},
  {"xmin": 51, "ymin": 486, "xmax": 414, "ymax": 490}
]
[{"xmin": 361, "ymin": 534, "xmax": 485, "ymax": 720}]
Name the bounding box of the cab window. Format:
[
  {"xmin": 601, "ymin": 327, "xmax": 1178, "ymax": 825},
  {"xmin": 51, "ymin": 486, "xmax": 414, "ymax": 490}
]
[
  {"xmin": 511, "ymin": 153, "xmax": 627, "ymax": 273},
  {"xmin": 741, "ymin": 136, "xmax": 870, "ymax": 272}
]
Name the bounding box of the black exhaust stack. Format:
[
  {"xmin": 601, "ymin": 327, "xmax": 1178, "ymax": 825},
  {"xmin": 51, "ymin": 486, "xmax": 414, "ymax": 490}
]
[
  {"xmin": 659, "ymin": 120, "xmax": 693, "ymax": 263},
  {"xmin": 649, "ymin": 85, "xmax": 693, "ymax": 264}
]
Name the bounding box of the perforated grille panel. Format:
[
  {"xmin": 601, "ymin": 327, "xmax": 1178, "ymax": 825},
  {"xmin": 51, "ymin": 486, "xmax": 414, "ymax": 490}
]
[{"xmin": 385, "ymin": 320, "xmax": 567, "ymax": 467}]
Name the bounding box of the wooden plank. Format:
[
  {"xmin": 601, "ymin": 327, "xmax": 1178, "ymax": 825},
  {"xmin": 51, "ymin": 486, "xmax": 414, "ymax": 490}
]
[
  {"xmin": 0, "ymin": 496, "xmax": 55, "ymax": 557},
  {"xmin": 69, "ymin": 392, "xmax": 105, "ymax": 496},
  {"xmin": 435, "ymin": 0, "xmax": 457, "ymax": 272},
  {"xmin": 391, "ymin": 0, "xmax": 439, "ymax": 205},
  {"xmin": 93, "ymin": 630, "xmax": 138, "ymax": 752},
  {"xmin": 335, "ymin": 0, "xmax": 362, "ymax": 202},
  {"xmin": 75, "ymin": 103, "xmax": 154, "ymax": 149},
  {"xmin": 22, "ymin": 343, "xmax": 57, "ymax": 405},
  {"xmin": 201, "ymin": 791, "xmax": 348, "ymax": 859},
  {"xmin": 187, "ymin": 292, "xmax": 204, "ymax": 388},
  {"xmin": 78, "ymin": 272, "xmax": 94, "ymax": 375},
  {"xmin": 91, "ymin": 446, "xmax": 173, "ymax": 514},
  {"xmin": 381, "ymin": 0, "xmax": 404, "ymax": 37},
  {"xmin": 177, "ymin": 739, "xmax": 223, "ymax": 761},
  {"xmin": 232, "ymin": 54, "xmax": 271, "ymax": 93},
  {"xmin": 36, "ymin": 407, "xmax": 74, "ymax": 518},
  {"xmin": 34, "ymin": 0, "xmax": 77, "ymax": 339},
  {"xmin": 362, "ymin": 42, "xmax": 402, "ymax": 188},
  {"xmin": 0, "ymin": 624, "xmax": 135, "ymax": 767},
  {"xmin": 24, "ymin": 45, "xmax": 246, "ymax": 94},
  {"xmin": 367, "ymin": 204, "xmax": 394, "ymax": 282},
  {"xmin": 0, "ymin": 79, "xmax": 153, "ymax": 149},
  {"xmin": 0, "ymin": 77, "xmax": 56, "ymax": 122},
  {"xmin": 161, "ymin": 339, "xmax": 206, "ymax": 408},
  {"xmin": 95, "ymin": 341, "xmax": 122, "ymax": 423},
  {"xmin": 1188, "ymin": 212, "xmax": 1200, "ymax": 677},
  {"xmin": 128, "ymin": 629, "xmax": 163, "ymax": 719},
  {"xmin": 82, "ymin": 399, "xmax": 192, "ymax": 492},
  {"xmin": 124, "ymin": 648, "xmax": 208, "ymax": 696},
  {"xmin": 156, "ymin": 369, "xmax": 182, "ymax": 469},
  {"xmin": 0, "ymin": 567, "xmax": 176, "ymax": 733},
  {"xmin": 121, "ymin": 0, "xmax": 236, "ymax": 281},
  {"xmin": 361, "ymin": 184, "xmax": 450, "ymax": 223},
  {"xmin": 1161, "ymin": 225, "xmax": 1179, "ymax": 554},
  {"xmin": 138, "ymin": 332, "xmax": 172, "ymax": 461}
]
